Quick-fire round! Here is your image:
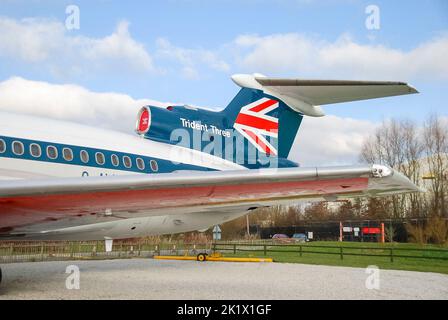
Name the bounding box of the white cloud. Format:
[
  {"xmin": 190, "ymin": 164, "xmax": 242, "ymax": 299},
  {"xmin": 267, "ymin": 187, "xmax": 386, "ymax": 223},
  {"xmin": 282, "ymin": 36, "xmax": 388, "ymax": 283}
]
[
  {"xmin": 0, "ymin": 77, "xmax": 375, "ymax": 166},
  {"xmin": 1, "ymin": 15, "xmax": 447, "ymax": 82},
  {"xmin": 233, "ymin": 33, "xmax": 448, "ymax": 81},
  {"xmin": 0, "ymin": 17, "xmax": 153, "ymax": 75},
  {"xmin": 0, "ymin": 17, "xmax": 62, "ymax": 62},
  {"xmin": 290, "ymin": 115, "xmax": 377, "ymax": 166},
  {"xmin": 0, "ymin": 77, "xmax": 171, "ymax": 133},
  {"xmin": 80, "ymin": 21, "xmax": 153, "ymax": 72},
  {"xmin": 155, "ymin": 38, "xmax": 230, "ymax": 79}
]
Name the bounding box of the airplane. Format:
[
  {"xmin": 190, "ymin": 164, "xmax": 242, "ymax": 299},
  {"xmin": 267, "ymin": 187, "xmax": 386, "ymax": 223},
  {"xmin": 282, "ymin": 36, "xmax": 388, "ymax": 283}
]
[{"xmin": 0, "ymin": 74, "xmax": 421, "ymax": 282}]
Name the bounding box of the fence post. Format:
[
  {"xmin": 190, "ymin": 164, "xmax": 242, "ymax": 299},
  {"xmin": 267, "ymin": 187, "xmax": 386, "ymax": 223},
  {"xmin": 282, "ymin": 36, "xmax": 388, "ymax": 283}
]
[
  {"xmin": 390, "ymin": 248, "xmax": 394, "ymax": 263},
  {"xmin": 263, "ymin": 245, "xmax": 267, "ymax": 256},
  {"xmin": 233, "ymin": 244, "xmax": 236, "ymax": 254},
  {"xmin": 340, "ymin": 247, "xmax": 343, "ymax": 260},
  {"xmin": 299, "ymin": 245, "xmax": 302, "ymax": 257},
  {"xmin": 40, "ymin": 242, "xmax": 44, "ymax": 261},
  {"xmin": 213, "ymin": 242, "xmax": 217, "ymax": 253}
]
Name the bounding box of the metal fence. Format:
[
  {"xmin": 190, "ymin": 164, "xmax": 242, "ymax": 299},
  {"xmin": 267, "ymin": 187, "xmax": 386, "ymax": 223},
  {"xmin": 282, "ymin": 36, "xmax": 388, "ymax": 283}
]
[
  {"xmin": 253, "ymin": 218, "xmax": 448, "ymax": 242},
  {"xmin": 0, "ymin": 240, "xmax": 212, "ymax": 264},
  {"xmin": 2, "ymin": 239, "xmax": 447, "ymax": 264},
  {"xmin": 212, "ymin": 241, "xmax": 448, "ymax": 263}
]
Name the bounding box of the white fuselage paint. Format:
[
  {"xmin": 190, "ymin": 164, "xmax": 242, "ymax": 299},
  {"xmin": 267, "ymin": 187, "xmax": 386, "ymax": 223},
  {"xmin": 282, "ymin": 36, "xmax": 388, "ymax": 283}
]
[
  {"xmin": 0, "ymin": 112, "xmax": 244, "ymax": 179},
  {"xmin": 0, "ymin": 112, "xmax": 248, "ymax": 240}
]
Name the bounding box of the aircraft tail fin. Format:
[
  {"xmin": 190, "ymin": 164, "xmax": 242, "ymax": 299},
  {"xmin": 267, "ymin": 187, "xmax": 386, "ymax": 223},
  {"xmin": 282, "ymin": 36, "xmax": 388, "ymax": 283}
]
[{"xmin": 221, "ymin": 87, "xmax": 303, "ymax": 161}]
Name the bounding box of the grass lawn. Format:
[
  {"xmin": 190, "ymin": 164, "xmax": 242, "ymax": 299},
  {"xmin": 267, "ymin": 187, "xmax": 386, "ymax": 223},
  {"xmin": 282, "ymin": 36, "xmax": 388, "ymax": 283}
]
[{"xmin": 217, "ymin": 241, "xmax": 448, "ymax": 274}]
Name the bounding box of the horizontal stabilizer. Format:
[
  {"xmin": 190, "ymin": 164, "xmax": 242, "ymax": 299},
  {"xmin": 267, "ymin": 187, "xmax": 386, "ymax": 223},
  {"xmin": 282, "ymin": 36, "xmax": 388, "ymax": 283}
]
[{"xmin": 232, "ymin": 74, "xmax": 419, "ymax": 117}]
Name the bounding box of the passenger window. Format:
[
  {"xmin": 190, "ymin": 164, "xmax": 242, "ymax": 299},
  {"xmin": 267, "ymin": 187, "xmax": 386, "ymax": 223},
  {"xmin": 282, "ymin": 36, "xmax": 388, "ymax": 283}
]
[
  {"xmin": 136, "ymin": 158, "xmax": 145, "ymax": 170},
  {"xmin": 0, "ymin": 139, "xmax": 5, "ymax": 153},
  {"xmin": 80, "ymin": 150, "xmax": 89, "ymax": 163},
  {"xmin": 12, "ymin": 141, "xmax": 24, "ymax": 155},
  {"xmin": 47, "ymin": 146, "xmax": 58, "ymax": 159},
  {"xmin": 63, "ymin": 148, "xmax": 73, "ymax": 161},
  {"xmin": 150, "ymin": 160, "xmax": 158, "ymax": 172},
  {"xmin": 30, "ymin": 143, "xmax": 42, "ymax": 157},
  {"xmin": 95, "ymin": 152, "xmax": 105, "ymax": 165},
  {"xmin": 111, "ymin": 154, "xmax": 119, "ymax": 167},
  {"xmin": 123, "ymin": 156, "xmax": 131, "ymax": 168}
]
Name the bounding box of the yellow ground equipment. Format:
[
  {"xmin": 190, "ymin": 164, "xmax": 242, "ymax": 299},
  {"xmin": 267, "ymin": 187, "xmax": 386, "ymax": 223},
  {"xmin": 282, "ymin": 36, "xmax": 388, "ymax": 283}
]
[{"xmin": 154, "ymin": 252, "xmax": 273, "ymax": 263}]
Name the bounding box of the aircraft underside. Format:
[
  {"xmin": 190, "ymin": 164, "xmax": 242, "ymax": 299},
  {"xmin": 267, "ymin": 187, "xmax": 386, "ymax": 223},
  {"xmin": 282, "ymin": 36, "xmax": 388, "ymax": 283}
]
[{"xmin": 1, "ymin": 205, "xmax": 256, "ymax": 241}]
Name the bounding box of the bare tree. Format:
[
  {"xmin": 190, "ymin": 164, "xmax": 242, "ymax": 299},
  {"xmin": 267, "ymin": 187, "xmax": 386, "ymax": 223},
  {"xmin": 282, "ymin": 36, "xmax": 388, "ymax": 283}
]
[
  {"xmin": 304, "ymin": 202, "xmax": 332, "ymax": 221},
  {"xmin": 401, "ymin": 120, "xmax": 425, "ymax": 216},
  {"xmin": 360, "ymin": 118, "xmax": 423, "ymax": 218},
  {"xmin": 423, "ymin": 115, "xmax": 448, "ymax": 217}
]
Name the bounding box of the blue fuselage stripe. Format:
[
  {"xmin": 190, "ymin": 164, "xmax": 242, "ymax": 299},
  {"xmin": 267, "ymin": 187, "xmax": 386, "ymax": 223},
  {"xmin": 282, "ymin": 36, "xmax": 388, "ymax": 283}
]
[{"xmin": 0, "ymin": 135, "xmax": 213, "ymax": 174}]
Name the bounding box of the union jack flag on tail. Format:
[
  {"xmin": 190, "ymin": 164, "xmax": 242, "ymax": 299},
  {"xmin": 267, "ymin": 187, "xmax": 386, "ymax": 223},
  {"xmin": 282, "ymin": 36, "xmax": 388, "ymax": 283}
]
[{"xmin": 233, "ymin": 98, "xmax": 279, "ymax": 155}]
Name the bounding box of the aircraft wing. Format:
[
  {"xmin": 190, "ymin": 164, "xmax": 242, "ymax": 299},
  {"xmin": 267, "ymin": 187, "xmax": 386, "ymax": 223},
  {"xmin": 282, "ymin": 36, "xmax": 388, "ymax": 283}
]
[
  {"xmin": 255, "ymin": 78, "xmax": 418, "ymax": 106},
  {"xmin": 232, "ymin": 74, "xmax": 418, "ymax": 117},
  {"xmin": 0, "ymin": 165, "xmax": 420, "ymax": 240}
]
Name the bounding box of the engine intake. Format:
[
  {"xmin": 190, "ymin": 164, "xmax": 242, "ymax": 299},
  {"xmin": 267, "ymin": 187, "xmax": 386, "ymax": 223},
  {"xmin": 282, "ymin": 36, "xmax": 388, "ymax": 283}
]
[{"xmin": 135, "ymin": 107, "xmax": 151, "ymax": 135}]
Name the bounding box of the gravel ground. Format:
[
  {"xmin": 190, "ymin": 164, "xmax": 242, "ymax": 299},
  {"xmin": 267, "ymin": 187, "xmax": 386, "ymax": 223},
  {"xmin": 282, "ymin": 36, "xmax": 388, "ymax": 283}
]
[{"xmin": 1, "ymin": 258, "xmax": 447, "ymax": 299}]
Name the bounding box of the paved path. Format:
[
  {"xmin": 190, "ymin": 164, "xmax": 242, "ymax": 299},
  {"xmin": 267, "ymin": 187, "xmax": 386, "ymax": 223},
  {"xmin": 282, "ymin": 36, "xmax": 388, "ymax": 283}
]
[{"xmin": 1, "ymin": 259, "xmax": 447, "ymax": 299}]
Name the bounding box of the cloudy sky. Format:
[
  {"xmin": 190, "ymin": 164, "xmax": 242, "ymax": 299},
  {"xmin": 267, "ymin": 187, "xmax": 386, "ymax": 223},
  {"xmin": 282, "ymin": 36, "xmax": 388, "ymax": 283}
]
[{"xmin": 0, "ymin": 0, "xmax": 447, "ymax": 165}]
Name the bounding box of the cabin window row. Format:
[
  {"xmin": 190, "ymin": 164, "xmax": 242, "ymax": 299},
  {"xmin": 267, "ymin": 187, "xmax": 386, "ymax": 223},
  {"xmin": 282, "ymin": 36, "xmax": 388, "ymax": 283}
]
[{"xmin": 0, "ymin": 138, "xmax": 158, "ymax": 172}]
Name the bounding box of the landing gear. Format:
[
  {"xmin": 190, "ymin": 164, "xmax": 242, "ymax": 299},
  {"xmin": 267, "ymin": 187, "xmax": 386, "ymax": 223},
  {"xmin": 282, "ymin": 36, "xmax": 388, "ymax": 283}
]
[{"xmin": 196, "ymin": 253, "xmax": 208, "ymax": 262}]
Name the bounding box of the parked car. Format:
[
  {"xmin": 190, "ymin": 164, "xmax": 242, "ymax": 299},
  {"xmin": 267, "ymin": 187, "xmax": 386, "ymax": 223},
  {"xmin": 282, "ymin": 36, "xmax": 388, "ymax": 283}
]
[
  {"xmin": 292, "ymin": 233, "xmax": 307, "ymax": 242},
  {"xmin": 272, "ymin": 233, "xmax": 292, "ymax": 243},
  {"xmin": 272, "ymin": 234, "xmax": 289, "ymax": 239}
]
